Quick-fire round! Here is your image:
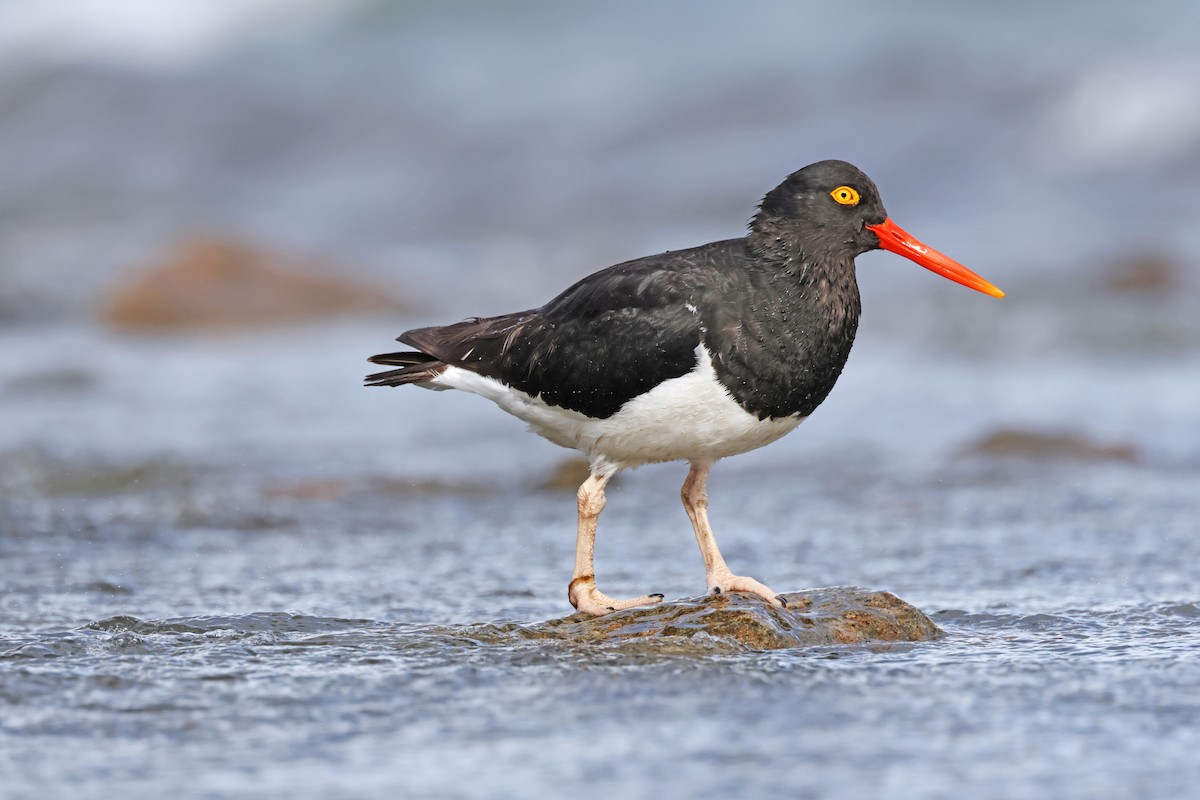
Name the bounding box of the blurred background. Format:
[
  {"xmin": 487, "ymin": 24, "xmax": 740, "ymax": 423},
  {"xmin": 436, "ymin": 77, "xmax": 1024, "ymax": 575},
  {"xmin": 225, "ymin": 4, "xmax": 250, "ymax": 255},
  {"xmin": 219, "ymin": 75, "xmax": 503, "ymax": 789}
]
[
  {"xmin": 3, "ymin": 3, "xmax": 1200, "ymax": 797},
  {"xmin": 1, "ymin": 0, "xmax": 1198, "ymax": 474}
]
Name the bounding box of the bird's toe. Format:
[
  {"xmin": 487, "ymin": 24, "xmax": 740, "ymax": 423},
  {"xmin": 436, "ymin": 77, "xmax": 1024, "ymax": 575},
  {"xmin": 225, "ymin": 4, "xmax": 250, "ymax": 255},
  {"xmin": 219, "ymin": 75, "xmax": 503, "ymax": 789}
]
[
  {"xmin": 707, "ymin": 573, "xmax": 784, "ymax": 607},
  {"xmin": 569, "ymin": 579, "xmax": 665, "ymax": 617}
]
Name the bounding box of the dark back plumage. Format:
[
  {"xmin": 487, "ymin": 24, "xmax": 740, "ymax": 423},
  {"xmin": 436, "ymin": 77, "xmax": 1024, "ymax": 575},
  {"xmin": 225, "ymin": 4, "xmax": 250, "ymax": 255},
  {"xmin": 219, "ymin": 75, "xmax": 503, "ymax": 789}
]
[{"xmin": 368, "ymin": 160, "xmax": 885, "ymax": 421}]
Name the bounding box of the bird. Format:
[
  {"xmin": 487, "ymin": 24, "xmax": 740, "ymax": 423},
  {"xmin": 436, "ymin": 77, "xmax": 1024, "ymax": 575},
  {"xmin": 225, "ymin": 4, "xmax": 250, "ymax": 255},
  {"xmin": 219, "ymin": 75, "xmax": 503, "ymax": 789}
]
[{"xmin": 367, "ymin": 160, "xmax": 1003, "ymax": 617}]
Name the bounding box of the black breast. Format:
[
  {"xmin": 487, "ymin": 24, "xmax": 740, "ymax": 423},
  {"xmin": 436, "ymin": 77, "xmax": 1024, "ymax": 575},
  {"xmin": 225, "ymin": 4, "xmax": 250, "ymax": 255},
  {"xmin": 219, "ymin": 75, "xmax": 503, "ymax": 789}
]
[{"xmin": 702, "ymin": 258, "xmax": 862, "ymax": 420}]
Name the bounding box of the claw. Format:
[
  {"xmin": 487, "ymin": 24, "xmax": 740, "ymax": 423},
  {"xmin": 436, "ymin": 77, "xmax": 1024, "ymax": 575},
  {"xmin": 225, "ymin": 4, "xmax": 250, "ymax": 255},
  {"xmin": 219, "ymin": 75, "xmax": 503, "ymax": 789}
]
[
  {"xmin": 569, "ymin": 577, "xmax": 665, "ymax": 616},
  {"xmin": 706, "ymin": 572, "xmax": 782, "ymax": 607}
]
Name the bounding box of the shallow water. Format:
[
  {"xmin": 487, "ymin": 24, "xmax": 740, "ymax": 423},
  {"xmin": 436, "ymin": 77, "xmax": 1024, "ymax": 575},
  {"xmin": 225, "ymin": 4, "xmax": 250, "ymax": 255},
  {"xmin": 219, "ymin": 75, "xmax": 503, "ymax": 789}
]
[
  {"xmin": 2, "ymin": 301, "xmax": 1199, "ymax": 800},
  {"xmin": 4, "ymin": 603, "xmax": 1199, "ymax": 799},
  {"xmin": 3, "ymin": 359, "xmax": 1199, "ymax": 797}
]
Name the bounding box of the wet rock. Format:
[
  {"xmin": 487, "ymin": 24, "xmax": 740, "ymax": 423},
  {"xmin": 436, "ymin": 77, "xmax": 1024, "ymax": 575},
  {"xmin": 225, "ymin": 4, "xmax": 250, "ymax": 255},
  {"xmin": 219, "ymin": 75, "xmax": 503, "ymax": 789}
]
[
  {"xmin": 5, "ymin": 368, "xmax": 97, "ymax": 395},
  {"xmin": 261, "ymin": 475, "xmax": 491, "ymax": 501},
  {"xmin": 262, "ymin": 478, "xmax": 351, "ymax": 501},
  {"xmin": 0, "ymin": 447, "xmax": 200, "ymax": 497},
  {"xmin": 102, "ymin": 237, "xmax": 403, "ymax": 331},
  {"xmin": 534, "ymin": 457, "xmax": 627, "ymax": 491},
  {"xmin": 372, "ymin": 476, "xmax": 491, "ymax": 497},
  {"xmin": 536, "ymin": 587, "xmax": 942, "ymax": 650},
  {"xmin": 1103, "ymin": 253, "xmax": 1177, "ymax": 293},
  {"xmin": 80, "ymin": 580, "xmax": 136, "ymax": 596},
  {"xmin": 959, "ymin": 428, "xmax": 1138, "ymax": 463},
  {"xmin": 535, "ymin": 457, "xmax": 593, "ymax": 491}
]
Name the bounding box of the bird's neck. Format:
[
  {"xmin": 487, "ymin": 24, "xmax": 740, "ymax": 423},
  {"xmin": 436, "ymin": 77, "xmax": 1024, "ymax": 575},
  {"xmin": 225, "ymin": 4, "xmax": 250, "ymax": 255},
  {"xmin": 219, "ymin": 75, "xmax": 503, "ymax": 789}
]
[{"xmin": 747, "ymin": 222, "xmax": 862, "ymax": 331}]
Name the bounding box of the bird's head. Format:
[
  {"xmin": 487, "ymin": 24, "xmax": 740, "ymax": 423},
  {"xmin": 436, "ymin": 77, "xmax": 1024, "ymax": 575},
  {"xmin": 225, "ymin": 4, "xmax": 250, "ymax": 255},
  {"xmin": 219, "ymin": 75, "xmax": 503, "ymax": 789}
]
[{"xmin": 752, "ymin": 160, "xmax": 1004, "ymax": 298}]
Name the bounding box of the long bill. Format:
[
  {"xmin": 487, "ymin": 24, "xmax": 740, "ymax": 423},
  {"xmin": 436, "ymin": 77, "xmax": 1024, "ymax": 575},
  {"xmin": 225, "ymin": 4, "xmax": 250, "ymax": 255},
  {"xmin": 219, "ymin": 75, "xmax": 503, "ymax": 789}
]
[{"xmin": 866, "ymin": 218, "xmax": 1005, "ymax": 299}]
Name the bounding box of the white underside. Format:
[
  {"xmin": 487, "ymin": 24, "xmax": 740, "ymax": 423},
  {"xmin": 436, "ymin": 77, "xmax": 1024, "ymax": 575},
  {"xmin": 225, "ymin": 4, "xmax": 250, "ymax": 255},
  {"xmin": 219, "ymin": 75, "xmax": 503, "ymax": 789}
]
[{"xmin": 429, "ymin": 345, "xmax": 805, "ymax": 471}]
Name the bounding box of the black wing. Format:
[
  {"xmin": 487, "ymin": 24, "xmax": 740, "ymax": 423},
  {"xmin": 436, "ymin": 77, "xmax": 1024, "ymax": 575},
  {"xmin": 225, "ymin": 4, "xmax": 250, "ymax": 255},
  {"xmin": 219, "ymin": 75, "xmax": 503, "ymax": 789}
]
[{"xmin": 368, "ymin": 239, "xmax": 751, "ymax": 419}]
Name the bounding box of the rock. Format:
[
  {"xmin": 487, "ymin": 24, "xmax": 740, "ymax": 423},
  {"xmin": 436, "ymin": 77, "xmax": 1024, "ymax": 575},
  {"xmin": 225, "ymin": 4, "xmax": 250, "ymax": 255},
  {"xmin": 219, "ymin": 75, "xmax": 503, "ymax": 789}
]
[
  {"xmin": 0, "ymin": 447, "xmax": 200, "ymax": 497},
  {"xmin": 102, "ymin": 237, "xmax": 403, "ymax": 331},
  {"xmin": 262, "ymin": 478, "xmax": 350, "ymax": 501},
  {"xmin": 534, "ymin": 457, "xmax": 629, "ymax": 491},
  {"xmin": 1103, "ymin": 253, "xmax": 1177, "ymax": 293},
  {"xmin": 371, "ymin": 476, "xmax": 491, "ymax": 498},
  {"xmin": 6, "ymin": 368, "xmax": 96, "ymax": 395},
  {"xmin": 260, "ymin": 475, "xmax": 491, "ymax": 501},
  {"xmin": 535, "ymin": 457, "xmax": 594, "ymax": 491},
  {"xmin": 959, "ymin": 428, "xmax": 1138, "ymax": 463},
  {"xmin": 81, "ymin": 580, "xmax": 137, "ymax": 596},
  {"xmin": 533, "ymin": 587, "xmax": 942, "ymax": 650}
]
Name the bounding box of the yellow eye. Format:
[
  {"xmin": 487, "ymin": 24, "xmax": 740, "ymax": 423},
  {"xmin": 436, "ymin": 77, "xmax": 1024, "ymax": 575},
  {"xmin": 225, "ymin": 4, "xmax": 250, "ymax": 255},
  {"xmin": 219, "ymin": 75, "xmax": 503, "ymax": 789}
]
[{"xmin": 830, "ymin": 186, "xmax": 860, "ymax": 206}]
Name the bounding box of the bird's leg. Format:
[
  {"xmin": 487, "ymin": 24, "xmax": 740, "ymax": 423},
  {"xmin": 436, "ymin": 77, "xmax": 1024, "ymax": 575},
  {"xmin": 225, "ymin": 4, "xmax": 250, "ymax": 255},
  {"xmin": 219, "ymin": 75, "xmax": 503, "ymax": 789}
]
[
  {"xmin": 681, "ymin": 461, "xmax": 786, "ymax": 608},
  {"xmin": 568, "ymin": 469, "xmax": 665, "ymax": 617}
]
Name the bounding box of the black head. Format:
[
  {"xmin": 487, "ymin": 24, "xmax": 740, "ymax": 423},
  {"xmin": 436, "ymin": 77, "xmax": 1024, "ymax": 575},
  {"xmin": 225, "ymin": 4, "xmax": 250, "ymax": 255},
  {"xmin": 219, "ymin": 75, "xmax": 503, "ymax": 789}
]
[
  {"xmin": 751, "ymin": 160, "xmax": 1005, "ymax": 297},
  {"xmin": 752, "ymin": 160, "xmax": 889, "ymax": 258}
]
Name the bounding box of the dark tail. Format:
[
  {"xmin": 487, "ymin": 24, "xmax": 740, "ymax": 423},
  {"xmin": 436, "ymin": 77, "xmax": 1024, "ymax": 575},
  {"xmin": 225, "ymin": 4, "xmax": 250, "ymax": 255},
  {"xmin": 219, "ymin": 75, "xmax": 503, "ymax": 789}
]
[
  {"xmin": 365, "ymin": 350, "xmax": 447, "ymax": 387},
  {"xmin": 367, "ymin": 312, "xmax": 539, "ymax": 389}
]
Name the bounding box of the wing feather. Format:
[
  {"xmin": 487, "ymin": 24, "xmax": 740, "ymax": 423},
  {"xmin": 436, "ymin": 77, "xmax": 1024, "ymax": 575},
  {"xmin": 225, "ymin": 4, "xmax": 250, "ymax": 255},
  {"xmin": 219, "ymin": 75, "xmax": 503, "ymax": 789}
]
[{"xmin": 367, "ymin": 239, "xmax": 753, "ymax": 418}]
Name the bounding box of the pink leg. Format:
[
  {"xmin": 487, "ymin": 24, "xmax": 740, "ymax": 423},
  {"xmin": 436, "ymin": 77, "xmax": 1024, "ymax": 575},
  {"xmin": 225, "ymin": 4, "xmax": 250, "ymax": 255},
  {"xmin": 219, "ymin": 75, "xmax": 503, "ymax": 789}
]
[
  {"xmin": 567, "ymin": 469, "xmax": 665, "ymax": 616},
  {"xmin": 681, "ymin": 462, "xmax": 786, "ymax": 607}
]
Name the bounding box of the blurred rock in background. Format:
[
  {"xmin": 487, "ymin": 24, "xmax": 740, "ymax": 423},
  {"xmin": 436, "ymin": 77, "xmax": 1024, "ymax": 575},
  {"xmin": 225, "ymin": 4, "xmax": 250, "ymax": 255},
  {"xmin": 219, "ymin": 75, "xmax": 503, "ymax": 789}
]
[
  {"xmin": 1, "ymin": 0, "xmax": 1198, "ymax": 473},
  {"xmin": 102, "ymin": 237, "xmax": 403, "ymax": 331},
  {"xmin": 2, "ymin": 0, "xmax": 1199, "ymax": 327}
]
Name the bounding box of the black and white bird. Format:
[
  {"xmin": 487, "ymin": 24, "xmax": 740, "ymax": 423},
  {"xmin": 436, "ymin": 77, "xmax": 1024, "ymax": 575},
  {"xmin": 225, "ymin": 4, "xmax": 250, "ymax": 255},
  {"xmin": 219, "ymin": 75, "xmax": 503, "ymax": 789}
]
[{"xmin": 367, "ymin": 160, "xmax": 1003, "ymax": 616}]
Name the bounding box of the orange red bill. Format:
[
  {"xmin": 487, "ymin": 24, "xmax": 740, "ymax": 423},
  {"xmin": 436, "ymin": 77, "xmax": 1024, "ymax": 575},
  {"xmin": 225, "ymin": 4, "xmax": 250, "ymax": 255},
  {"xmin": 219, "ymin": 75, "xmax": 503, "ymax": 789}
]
[{"xmin": 866, "ymin": 218, "xmax": 1005, "ymax": 299}]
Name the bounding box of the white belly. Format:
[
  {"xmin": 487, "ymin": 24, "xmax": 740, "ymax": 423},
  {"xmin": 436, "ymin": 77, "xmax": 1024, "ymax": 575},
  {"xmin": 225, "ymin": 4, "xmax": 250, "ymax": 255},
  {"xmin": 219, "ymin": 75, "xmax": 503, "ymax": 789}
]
[{"xmin": 431, "ymin": 345, "xmax": 805, "ymax": 470}]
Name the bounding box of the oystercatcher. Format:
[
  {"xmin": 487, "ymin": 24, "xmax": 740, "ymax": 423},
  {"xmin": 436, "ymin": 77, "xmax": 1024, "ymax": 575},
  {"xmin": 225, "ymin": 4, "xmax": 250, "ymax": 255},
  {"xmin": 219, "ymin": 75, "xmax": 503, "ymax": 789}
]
[{"xmin": 367, "ymin": 160, "xmax": 1003, "ymax": 616}]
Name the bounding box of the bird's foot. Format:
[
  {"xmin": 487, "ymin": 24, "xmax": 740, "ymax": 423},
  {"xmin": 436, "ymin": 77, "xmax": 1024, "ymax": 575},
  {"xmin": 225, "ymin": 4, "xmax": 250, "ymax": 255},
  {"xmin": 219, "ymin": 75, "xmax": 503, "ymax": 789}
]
[
  {"xmin": 707, "ymin": 570, "xmax": 787, "ymax": 608},
  {"xmin": 568, "ymin": 576, "xmax": 664, "ymax": 617}
]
